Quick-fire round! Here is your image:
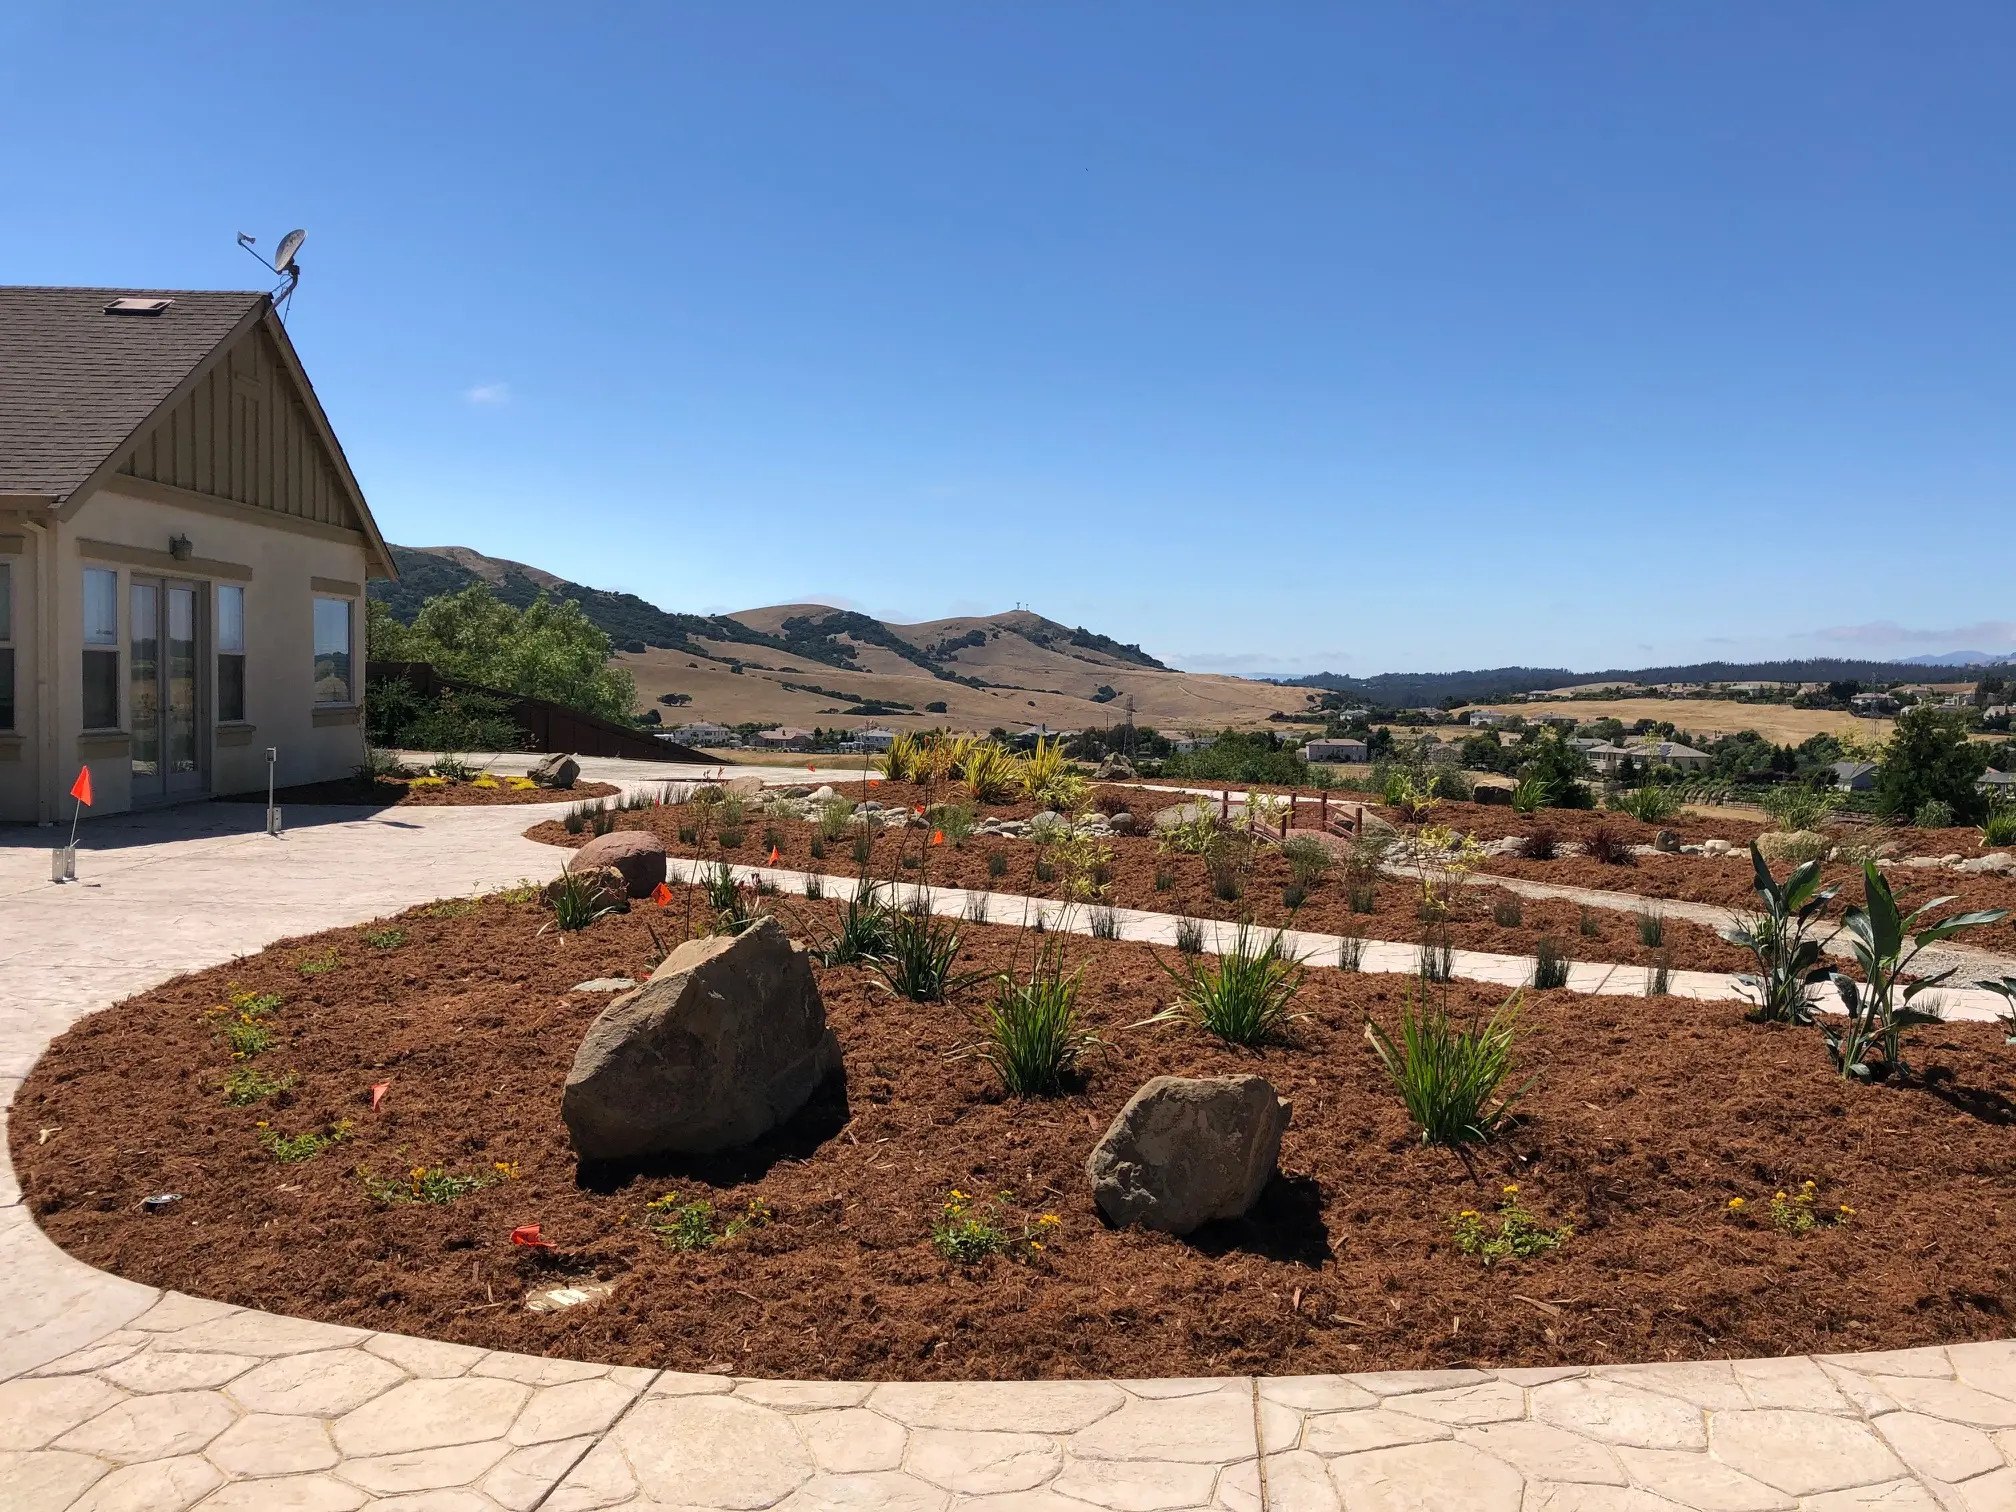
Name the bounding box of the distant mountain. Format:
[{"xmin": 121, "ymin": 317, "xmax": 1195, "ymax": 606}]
[
  {"xmin": 1276, "ymin": 656, "xmax": 2003, "ymax": 707},
  {"xmin": 1900, "ymin": 650, "xmax": 2014, "ymax": 667}
]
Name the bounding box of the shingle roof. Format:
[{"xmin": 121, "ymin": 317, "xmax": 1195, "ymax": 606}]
[{"xmin": 0, "ymin": 286, "xmax": 265, "ymax": 500}]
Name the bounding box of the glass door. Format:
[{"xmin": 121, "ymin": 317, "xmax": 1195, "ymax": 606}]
[{"xmin": 129, "ymin": 577, "xmax": 205, "ymax": 800}]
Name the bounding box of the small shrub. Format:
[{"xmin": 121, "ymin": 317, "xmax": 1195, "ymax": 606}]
[
  {"xmin": 1492, "ymin": 896, "xmax": 1523, "ymax": 928},
  {"xmin": 1761, "ymin": 784, "xmax": 1845, "ymax": 833},
  {"xmin": 1088, "ymin": 905, "xmax": 1120, "ymax": 940},
  {"xmin": 1337, "ymin": 930, "xmax": 1366, "ymax": 972},
  {"xmin": 1520, "ymin": 828, "xmax": 1559, "ymax": 861},
  {"xmin": 1364, "ymin": 985, "xmax": 1531, "ymax": 1145},
  {"xmin": 1578, "ymin": 907, "xmax": 1601, "ymax": 938},
  {"xmin": 677, "ymin": 823, "xmax": 698, "ymax": 844},
  {"xmin": 853, "ymin": 831, "xmax": 874, "ymax": 866},
  {"xmin": 1212, "ymin": 873, "xmax": 1241, "ymax": 903},
  {"xmin": 1645, "ymin": 957, "xmax": 1672, "ymax": 996},
  {"xmin": 1418, "ymin": 934, "xmax": 1454, "ymax": 983},
  {"xmin": 1150, "ymin": 926, "xmax": 1305, "ymax": 1047},
  {"xmin": 816, "ymin": 884, "xmax": 894, "ymax": 965},
  {"xmin": 808, "ymin": 836, "xmax": 827, "ymax": 862},
  {"xmin": 207, "ymin": 986, "xmax": 283, "ymax": 1060},
  {"xmin": 1174, "ymin": 916, "xmax": 1206, "ymax": 954},
  {"xmin": 700, "ymin": 862, "xmax": 763, "ymax": 935},
  {"xmin": 563, "ymin": 807, "xmax": 586, "ymax": 836},
  {"xmin": 931, "ymin": 1189, "xmax": 1057, "ymax": 1265},
  {"xmin": 1282, "ymin": 883, "xmax": 1307, "ymax": 910},
  {"xmin": 1280, "ymin": 835, "xmax": 1334, "ymax": 888},
  {"xmin": 1980, "ymin": 809, "xmax": 2016, "ymax": 846},
  {"xmin": 363, "ymin": 1164, "xmax": 498, "ymax": 1206},
  {"xmin": 1612, "ymin": 786, "xmax": 1680, "ymax": 824},
  {"xmin": 1510, "ymin": 776, "xmax": 1551, "ymax": 814},
  {"xmin": 818, "ymin": 800, "xmax": 855, "ymax": 842},
  {"xmin": 1532, "ymin": 938, "xmax": 1571, "ymax": 989},
  {"xmin": 257, "ymin": 1118, "xmax": 351, "ymax": 1163},
  {"xmin": 1582, "ymin": 825, "xmax": 1635, "ymax": 866},
  {"xmin": 1349, "ymin": 882, "xmax": 1378, "ymax": 914},
  {"xmin": 874, "ymin": 910, "xmax": 981, "ymax": 1002},
  {"xmin": 1726, "ymin": 1180, "xmax": 1852, "ymax": 1235},
  {"xmin": 967, "ymin": 938, "xmax": 1099, "ymax": 1096},
  {"xmin": 964, "ymin": 891, "xmax": 989, "ymax": 923},
  {"xmin": 220, "ymin": 1067, "xmax": 295, "ymax": 1106},
  {"xmin": 645, "ymin": 1191, "xmax": 773, "ymax": 1251},
  {"xmin": 1637, "ymin": 908, "xmax": 1664, "ymax": 948},
  {"xmin": 1034, "ymin": 858, "xmax": 1057, "ymax": 884},
  {"xmin": 986, "ymin": 850, "xmax": 1009, "ymax": 878},
  {"xmin": 431, "ymin": 753, "xmax": 479, "ymax": 782},
  {"xmin": 1452, "ymin": 1185, "xmax": 1571, "ymax": 1265},
  {"xmin": 1914, "ymin": 798, "xmax": 1955, "ymax": 830},
  {"xmin": 717, "ymin": 825, "xmax": 746, "ymax": 849},
  {"xmin": 930, "ymin": 802, "xmax": 979, "ymax": 846},
  {"xmin": 1720, "ymin": 845, "xmax": 1838, "ymax": 1025},
  {"xmin": 1153, "ymin": 867, "xmax": 1174, "ymax": 891},
  {"xmin": 762, "ymin": 824, "xmax": 784, "ymax": 854},
  {"xmin": 547, "ymin": 870, "xmax": 618, "ymax": 932},
  {"xmin": 427, "ymin": 897, "xmax": 476, "ymax": 918},
  {"xmin": 296, "ymin": 947, "xmax": 341, "ymax": 976}
]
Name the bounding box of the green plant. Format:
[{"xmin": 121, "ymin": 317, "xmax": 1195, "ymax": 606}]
[
  {"xmin": 699, "ymin": 862, "xmax": 764, "ymax": 935},
  {"xmin": 1520, "ymin": 827, "xmax": 1559, "ymax": 861},
  {"xmin": 1174, "ymin": 916, "xmax": 1206, "ymax": 954},
  {"xmin": 1760, "ymin": 783, "xmax": 1845, "ymax": 833},
  {"xmin": 1155, "ymin": 803, "xmax": 1223, "ymax": 857},
  {"xmin": 1532, "ymin": 938, "xmax": 1571, "ymax": 989},
  {"xmin": 966, "ymin": 937, "xmax": 1100, "ymax": 1096},
  {"xmin": 1153, "ymin": 867, "xmax": 1173, "ymax": 892},
  {"xmin": 1282, "ymin": 883, "xmax": 1307, "ymax": 910},
  {"xmin": 362, "ymin": 1164, "xmax": 498, "ymax": 1206},
  {"xmin": 930, "ymin": 1189, "xmax": 1058, "ymax": 1264},
  {"xmin": 804, "ymin": 872, "xmax": 825, "ymax": 901},
  {"xmin": 981, "ymin": 850, "xmax": 1007, "ymax": 880},
  {"xmin": 645, "ymin": 1191, "xmax": 773, "ymax": 1250},
  {"xmin": 1510, "ymin": 776, "xmax": 1552, "ymax": 815},
  {"xmin": 761, "ymin": 823, "xmax": 784, "ymax": 854},
  {"xmin": 1636, "ymin": 909, "xmax": 1664, "ymax": 948},
  {"xmin": 207, "ymin": 986, "xmax": 283, "ymax": 1060},
  {"xmin": 1914, "ymin": 798, "xmax": 1955, "ymax": 830},
  {"xmin": 1577, "ymin": 906, "xmax": 1601, "ymax": 938},
  {"xmin": 1349, "ymin": 882, "xmax": 1377, "ymax": 913},
  {"xmin": 853, "ymin": 831, "xmax": 874, "ymax": 867},
  {"xmin": 1727, "ymin": 1180, "xmax": 1852, "ymax": 1235},
  {"xmin": 1877, "ymin": 705, "xmax": 1991, "ymax": 826},
  {"xmin": 490, "ymin": 880, "xmax": 537, "ymax": 904},
  {"xmin": 873, "ymin": 909, "xmax": 982, "ymax": 1002},
  {"xmin": 219, "ymin": 1067, "xmax": 296, "ymax": 1105},
  {"xmin": 929, "ymin": 802, "xmax": 978, "ymax": 846},
  {"xmin": 1034, "ymin": 858, "xmax": 1057, "ymax": 885},
  {"xmin": 1645, "ymin": 957, "xmax": 1672, "ymax": 996},
  {"xmin": 563, "ymin": 806, "xmax": 587, "ymax": 836},
  {"xmin": 296, "ymin": 946, "xmax": 341, "ymax": 976},
  {"xmin": 1418, "ymin": 934, "xmax": 1454, "ymax": 983},
  {"xmin": 963, "ymin": 742, "xmax": 1020, "ymax": 804},
  {"xmin": 1088, "ymin": 905, "xmax": 1120, "ymax": 940},
  {"xmin": 1978, "ymin": 976, "xmax": 2016, "ymax": 1043},
  {"xmin": 1019, "ymin": 736, "xmax": 1086, "ymax": 809},
  {"xmin": 1452, "ymin": 1184, "xmax": 1571, "ymax": 1264},
  {"xmin": 1364, "ymin": 986, "xmax": 1532, "ymax": 1146},
  {"xmin": 258, "ymin": 1118, "xmax": 352, "ymax": 1163},
  {"xmin": 1613, "ymin": 785, "xmax": 1681, "ymax": 823},
  {"xmin": 357, "ymin": 745, "xmax": 406, "ymax": 782},
  {"xmin": 1337, "ymin": 930, "xmax": 1366, "ymax": 971},
  {"xmin": 717, "ymin": 825, "xmax": 746, "ymax": 849},
  {"xmin": 1719, "ymin": 845, "xmax": 1839, "ymax": 1024},
  {"xmin": 1280, "ymin": 834, "xmax": 1335, "ymax": 888},
  {"xmin": 431, "ymin": 753, "xmax": 480, "ymax": 783},
  {"xmin": 817, "ymin": 883, "xmax": 894, "ymax": 965},
  {"xmin": 1822, "ymin": 862, "xmax": 2008, "ymax": 1079},
  {"xmin": 1149, "ymin": 926, "xmax": 1305, "ymax": 1047},
  {"xmin": 427, "ymin": 897, "xmax": 477, "ymax": 918},
  {"xmin": 963, "ymin": 891, "xmax": 989, "ymax": 923},
  {"xmin": 677, "ymin": 823, "xmax": 698, "ymax": 844},
  {"xmin": 1980, "ymin": 808, "xmax": 2016, "ymax": 847},
  {"xmin": 817, "ymin": 800, "xmax": 855, "ymax": 842},
  {"xmin": 1492, "ymin": 896, "xmax": 1523, "ymax": 928},
  {"xmin": 1382, "ymin": 770, "xmax": 1440, "ymax": 824},
  {"xmin": 547, "ymin": 870, "xmax": 619, "ymax": 932},
  {"xmin": 1582, "ymin": 824, "xmax": 1635, "ymax": 866}
]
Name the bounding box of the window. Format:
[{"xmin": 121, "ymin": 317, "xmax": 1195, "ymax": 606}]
[
  {"xmin": 82, "ymin": 567, "xmax": 119, "ymax": 729},
  {"xmin": 0, "ymin": 562, "xmax": 13, "ymax": 730},
  {"xmin": 217, "ymin": 584, "xmax": 246, "ymax": 723},
  {"xmin": 313, "ymin": 596, "xmax": 352, "ymax": 704}
]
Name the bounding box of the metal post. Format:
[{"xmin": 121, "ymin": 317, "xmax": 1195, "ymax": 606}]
[{"xmin": 265, "ymin": 748, "xmax": 282, "ymax": 836}]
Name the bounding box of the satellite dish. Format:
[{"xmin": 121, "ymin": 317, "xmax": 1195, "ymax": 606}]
[{"xmin": 272, "ymin": 229, "xmax": 307, "ymax": 274}]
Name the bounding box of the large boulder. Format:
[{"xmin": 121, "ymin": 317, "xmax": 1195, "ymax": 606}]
[
  {"xmin": 530, "ymin": 752, "xmax": 581, "ymax": 789},
  {"xmin": 561, "ymin": 918, "xmax": 842, "ymax": 1160},
  {"xmin": 543, "ymin": 866, "xmax": 628, "ymax": 913},
  {"xmin": 565, "ymin": 830, "xmax": 667, "ymax": 898},
  {"xmin": 1095, "ymin": 754, "xmax": 1136, "ymax": 781},
  {"xmin": 1086, "ymin": 1075, "xmax": 1290, "ymax": 1235}
]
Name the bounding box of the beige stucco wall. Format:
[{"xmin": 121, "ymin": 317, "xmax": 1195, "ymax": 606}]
[{"xmin": 0, "ymin": 485, "xmax": 374, "ymax": 823}]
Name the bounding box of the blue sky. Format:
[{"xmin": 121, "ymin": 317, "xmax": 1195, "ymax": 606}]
[{"xmin": 5, "ymin": 4, "xmax": 2013, "ymax": 676}]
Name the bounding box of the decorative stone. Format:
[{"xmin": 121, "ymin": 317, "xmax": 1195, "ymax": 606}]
[
  {"xmin": 1653, "ymin": 829, "xmax": 1681, "ymax": 853},
  {"xmin": 565, "ymin": 831, "xmax": 667, "ymax": 898},
  {"xmin": 530, "ymin": 753, "xmax": 580, "ymax": 789},
  {"xmin": 1095, "ymin": 755, "xmax": 1136, "ymax": 780},
  {"xmin": 541, "ymin": 866, "xmax": 628, "ymax": 913},
  {"xmin": 561, "ymin": 917, "xmax": 842, "ymax": 1160},
  {"xmin": 1086, "ymin": 1075, "xmax": 1290, "ymax": 1235}
]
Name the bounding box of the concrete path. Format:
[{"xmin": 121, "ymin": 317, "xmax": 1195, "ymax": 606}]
[{"xmin": 4, "ymin": 759, "xmax": 2015, "ymax": 1510}]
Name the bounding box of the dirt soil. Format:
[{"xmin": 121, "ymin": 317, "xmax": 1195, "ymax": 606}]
[
  {"xmin": 17, "ymin": 895, "xmax": 2016, "ymax": 1381},
  {"xmin": 218, "ymin": 778, "xmax": 620, "ymax": 808},
  {"xmin": 529, "ymin": 793, "xmax": 1754, "ymax": 975}
]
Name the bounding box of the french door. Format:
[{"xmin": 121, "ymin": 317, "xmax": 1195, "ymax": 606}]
[{"xmin": 130, "ymin": 578, "xmax": 205, "ymax": 799}]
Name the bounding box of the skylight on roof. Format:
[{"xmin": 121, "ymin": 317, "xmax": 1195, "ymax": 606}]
[{"xmin": 103, "ymin": 297, "xmax": 173, "ymax": 316}]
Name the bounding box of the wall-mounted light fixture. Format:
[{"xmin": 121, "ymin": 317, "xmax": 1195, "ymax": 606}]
[{"xmin": 168, "ymin": 534, "xmax": 193, "ymax": 561}]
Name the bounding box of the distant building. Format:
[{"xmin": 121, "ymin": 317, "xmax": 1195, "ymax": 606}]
[
  {"xmin": 1532, "ymin": 713, "xmax": 1580, "ymax": 728},
  {"xmin": 1164, "ymin": 732, "xmax": 1207, "ymax": 754},
  {"xmin": 1850, "ymin": 692, "xmax": 1900, "ymax": 716},
  {"xmin": 756, "ymin": 726, "xmax": 817, "ymax": 751},
  {"xmin": 1585, "ymin": 740, "xmax": 1712, "ymax": 776},
  {"xmin": 851, "ymin": 727, "xmax": 897, "ymax": 752},
  {"xmin": 1831, "ymin": 760, "xmax": 1880, "ymax": 792},
  {"xmin": 1466, "ymin": 709, "xmax": 1510, "ymax": 727},
  {"xmin": 669, "ymin": 721, "xmax": 736, "ymax": 747},
  {"xmin": 1981, "ymin": 769, "xmax": 2016, "ymax": 795},
  {"xmin": 1302, "ymin": 738, "xmax": 1369, "ymax": 763}
]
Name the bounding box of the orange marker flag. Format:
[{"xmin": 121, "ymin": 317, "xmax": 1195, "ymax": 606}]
[
  {"xmin": 930, "ymin": 829, "xmax": 944, "ymax": 846},
  {"xmin": 70, "ymin": 766, "xmax": 93, "ymax": 806},
  {"xmin": 651, "ymin": 881, "xmax": 674, "ymax": 907},
  {"xmin": 510, "ymin": 1224, "xmax": 554, "ymax": 1249},
  {"xmin": 767, "ymin": 845, "xmax": 782, "ymax": 865},
  {"xmin": 370, "ymin": 1082, "xmax": 390, "ymax": 1112}
]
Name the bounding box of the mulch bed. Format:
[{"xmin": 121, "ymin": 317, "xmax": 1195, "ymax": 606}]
[
  {"xmin": 528, "ymin": 795, "xmax": 1753, "ymax": 976},
  {"xmin": 16, "ymin": 893, "xmax": 2016, "ymax": 1380},
  {"xmin": 219, "ymin": 778, "xmax": 620, "ymax": 808}
]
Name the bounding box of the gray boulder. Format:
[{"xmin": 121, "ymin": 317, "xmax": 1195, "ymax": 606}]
[
  {"xmin": 1108, "ymin": 811, "xmax": 1136, "ymax": 835},
  {"xmin": 1086, "ymin": 1075, "xmax": 1290, "ymax": 1235},
  {"xmin": 565, "ymin": 830, "xmax": 667, "ymax": 898},
  {"xmin": 530, "ymin": 752, "xmax": 581, "ymax": 789},
  {"xmin": 561, "ymin": 918, "xmax": 842, "ymax": 1160},
  {"xmin": 1095, "ymin": 754, "xmax": 1136, "ymax": 781},
  {"xmin": 1654, "ymin": 829, "xmax": 1681, "ymax": 853}
]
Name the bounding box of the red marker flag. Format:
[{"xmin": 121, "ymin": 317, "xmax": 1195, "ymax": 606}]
[
  {"xmin": 767, "ymin": 846, "xmax": 782, "ymax": 865},
  {"xmin": 70, "ymin": 766, "xmax": 93, "ymax": 806},
  {"xmin": 510, "ymin": 1224, "xmax": 555, "ymax": 1249},
  {"xmin": 930, "ymin": 829, "xmax": 944, "ymax": 846},
  {"xmin": 651, "ymin": 882, "xmax": 674, "ymax": 907},
  {"xmin": 370, "ymin": 1082, "xmax": 390, "ymax": 1112}
]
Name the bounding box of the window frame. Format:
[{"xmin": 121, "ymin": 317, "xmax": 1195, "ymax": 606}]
[
  {"xmin": 216, "ymin": 583, "xmax": 247, "ymax": 724},
  {"xmin": 312, "ymin": 594, "xmax": 354, "ymax": 706},
  {"xmin": 81, "ymin": 566, "xmax": 121, "ymax": 731},
  {"xmin": 0, "ymin": 560, "xmax": 14, "ymax": 731}
]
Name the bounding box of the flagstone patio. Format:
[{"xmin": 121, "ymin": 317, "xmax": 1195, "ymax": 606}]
[{"xmin": 2, "ymin": 758, "xmax": 2011, "ymax": 1509}]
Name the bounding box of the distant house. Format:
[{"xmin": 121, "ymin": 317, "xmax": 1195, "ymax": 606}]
[
  {"xmin": 1466, "ymin": 709, "xmax": 1509, "ymax": 727},
  {"xmin": 1012, "ymin": 725, "xmax": 1077, "ymax": 750},
  {"xmin": 669, "ymin": 721, "xmax": 736, "ymax": 747},
  {"xmin": 1164, "ymin": 732, "xmax": 1206, "ymax": 754},
  {"xmin": 0, "ymin": 286, "xmax": 401, "ymax": 821},
  {"xmin": 852, "ymin": 727, "xmax": 897, "ymax": 752},
  {"xmin": 1831, "ymin": 760, "xmax": 1879, "ymax": 792},
  {"xmin": 756, "ymin": 726, "xmax": 816, "ymax": 751},
  {"xmin": 1850, "ymin": 692, "xmax": 1900, "ymax": 716},
  {"xmin": 1301, "ymin": 738, "xmax": 1368, "ymax": 763},
  {"xmin": 1571, "ymin": 737, "xmax": 1607, "ymax": 752},
  {"xmin": 1532, "ymin": 713, "xmax": 1579, "ymax": 728},
  {"xmin": 1628, "ymin": 739, "xmax": 1712, "ymax": 773},
  {"xmin": 1981, "ymin": 770, "xmax": 2016, "ymax": 796}
]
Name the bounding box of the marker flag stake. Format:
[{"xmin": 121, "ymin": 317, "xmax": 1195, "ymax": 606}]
[
  {"xmin": 651, "ymin": 882, "xmax": 674, "ymax": 907},
  {"xmin": 67, "ymin": 765, "xmax": 92, "ymax": 849}
]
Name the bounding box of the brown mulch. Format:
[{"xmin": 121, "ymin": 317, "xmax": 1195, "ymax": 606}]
[
  {"xmin": 527, "ymin": 798, "xmax": 1752, "ymax": 975},
  {"xmin": 16, "ymin": 895, "xmax": 2016, "ymax": 1380},
  {"xmin": 218, "ymin": 778, "xmax": 619, "ymax": 808}
]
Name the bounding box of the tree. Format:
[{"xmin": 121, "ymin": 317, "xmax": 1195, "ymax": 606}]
[
  {"xmin": 1876, "ymin": 705, "xmax": 1990, "ymax": 824},
  {"xmin": 1519, "ymin": 728, "xmax": 1593, "ymax": 808},
  {"xmin": 367, "ymin": 584, "xmax": 635, "ymax": 722}
]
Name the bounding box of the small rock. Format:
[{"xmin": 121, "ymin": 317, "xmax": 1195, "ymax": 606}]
[
  {"xmin": 1108, "ymin": 811, "xmax": 1135, "ymax": 835},
  {"xmin": 1086, "ymin": 1075, "xmax": 1290, "ymax": 1235},
  {"xmin": 1095, "ymin": 754, "xmax": 1136, "ymax": 780},
  {"xmin": 571, "ymin": 978, "xmax": 639, "ymax": 993},
  {"xmin": 566, "ymin": 830, "xmax": 668, "ymax": 898},
  {"xmin": 1939, "ymin": 853, "xmax": 1965, "ymax": 866},
  {"xmin": 525, "ymin": 1278, "xmax": 616, "ymax": 1314},
  {"xmin": 530, "ymin": 752, "xmax": 581, "ymax": 789},
  {"xmin": 781, "ymin": 785, "xmax": 813, "ymax": 799},
  {"xmin": 727, "ymin": 775, "xmax": 764, "ymax": 796},
  {"xmin": 1654, "ymin": 829, "xmax": 1681, "ymax": 853},
  {"xmin": 1700, "ymin": 838, "xmax": 1734, "ymax": 857},
  {"xmin": 859, "ymin": 800, "xmax": 882, "ymax": 812},
  {"xmin": 1954, "ymin": 852, "xmax": 2016, "ymax": 874},
  {"xmin": 141, "ymin": 1193, "xmax": 183, "ymax": 1212},
  {"xmin": 810, "ymin": 785, "xmax": 837, "ymax": 802}
]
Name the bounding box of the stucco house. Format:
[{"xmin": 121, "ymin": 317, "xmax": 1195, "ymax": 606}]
[
  {"xmin": 0, "ymin": 287, "xmax": 395, "ymax": 822},
  {"xmin": 1301, "ymin": 737, "xmax": 1369, "ymax": 763}
]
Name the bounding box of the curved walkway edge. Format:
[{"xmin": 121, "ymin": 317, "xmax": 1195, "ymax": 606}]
[{"xmin": 1, "ymin": 757, "xmax": 2009, "ymax": 1511}]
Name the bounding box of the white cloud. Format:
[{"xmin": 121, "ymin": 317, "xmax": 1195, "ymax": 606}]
[{"xmin": 463, "ymin": 382, "xmax": 510, "ymax": 406}]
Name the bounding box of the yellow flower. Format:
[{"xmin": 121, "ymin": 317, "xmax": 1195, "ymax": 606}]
[
  {"xmin": 1030, "ymin": 1241, "xmax": 1044, "ymax": 1251},
  {"xmin": 1838, "ymin": 1205, "xmax": 1856, "ymax": 1216},
  {"xmin": 1728, "ymin": 1197, "xmax": 1745, "ymax": 1209},
  {"xmin": 1801, "ymin": 1180, "xmax": 1816, "ymax": 1191},
  {"xmin": 949, "ymin": 1189, "xmax": 966, "ymax": 1201},
  {"xmin": 1502, "ymin": 1183, "xmax": 1519, "ymax": 1195},
  {"xmin": 1039, "ymin": 1214, "xmax": 1061, "ymax": 1227},
  {"xmin": 1459, "ymin": 1209, "xmax": 1478, "ymax": 1219},
  {"xmin": 1774, "ymin": 1192, "xmax": 1787, "ymax": 1201}
]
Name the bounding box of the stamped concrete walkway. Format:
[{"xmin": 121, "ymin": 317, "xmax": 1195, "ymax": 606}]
[{"xmin": 4, "ymin": 758, "xmax": 2014, "ymax": 1510}]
